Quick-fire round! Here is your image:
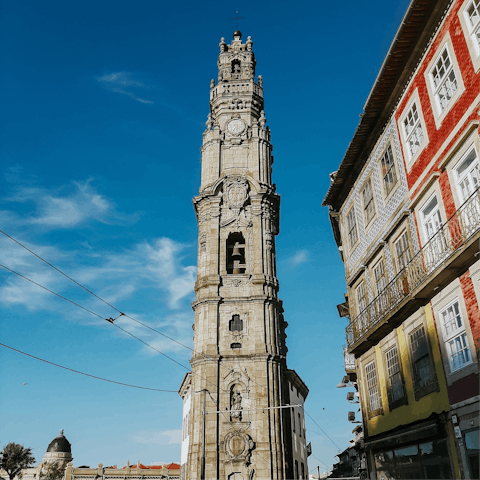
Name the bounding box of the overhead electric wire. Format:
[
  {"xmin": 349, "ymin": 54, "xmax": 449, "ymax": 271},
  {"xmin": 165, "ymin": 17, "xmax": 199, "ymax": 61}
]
[
  {"xmin": 0, "ymin": 262, "xmax": 229, "ymax": 395},
  {"xmin": 0, "ymin": 263, "xmax": 104, "ymax": 319},
  {"xmin": 1, "ymin": 230, "xmax": 339, "ymax": 450},
  {"xmin": 0, "ymin": 342, "xmax": 177, "ymax": 392},
  {"xmin": 302, "ymin": 408, "xmax": 342, "ymax": 452},
  {"xmin": 0, "ymin": 229, "xmax": 268, "ymax": 391},
  {"xmin": 309, "ymin": 453, "xmax": 330, "ymax": 470},
  {"xmin": 0, "ymin": 228, "xmax": 194, "ymax": 351}
]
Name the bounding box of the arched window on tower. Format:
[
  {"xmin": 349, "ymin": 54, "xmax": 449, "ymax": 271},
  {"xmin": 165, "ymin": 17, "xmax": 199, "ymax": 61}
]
[
  {"xmin": 231, "ymin": 59, "xmax": 241, "ymax": 74},
  {"xmin": 226, "ymin": 233, "xmax": 246, "ymax": 274}
]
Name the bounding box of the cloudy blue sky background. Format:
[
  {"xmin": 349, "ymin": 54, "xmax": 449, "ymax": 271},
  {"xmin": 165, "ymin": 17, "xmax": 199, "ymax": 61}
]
[{"xmin": 1, "ymin": 0, "xmax": 410, "ymax": 474}]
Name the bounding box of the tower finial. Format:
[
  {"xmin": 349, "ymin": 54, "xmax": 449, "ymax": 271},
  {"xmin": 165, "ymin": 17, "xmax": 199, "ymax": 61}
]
[{"xmin": 232, "ymin": 9, "xmax": 243, "ymax": 37}]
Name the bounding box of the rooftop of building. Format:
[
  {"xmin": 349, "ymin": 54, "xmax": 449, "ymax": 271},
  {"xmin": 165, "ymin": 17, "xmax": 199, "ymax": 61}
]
[
  {"xmin": 322, "ymin": 0, "xmax": 452, "ymax": 210},
  {"xmin": 46, "ymin": 429, "xmax": 71, "ymax": 454}
]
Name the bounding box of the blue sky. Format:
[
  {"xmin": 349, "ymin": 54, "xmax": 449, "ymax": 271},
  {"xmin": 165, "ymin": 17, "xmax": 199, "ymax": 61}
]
[{"xmin": 0, "ymin": 0, "xmax": 410, "ymax": 474}]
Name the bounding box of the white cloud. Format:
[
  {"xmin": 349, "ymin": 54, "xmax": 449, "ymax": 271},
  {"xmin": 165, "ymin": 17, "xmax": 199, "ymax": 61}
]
[
  {"xmin": 7, "ymin": 180, "xmax": 138, "ymax": 228},
  {"xmin": 97, "ymin": 72, "xmax": 154, "ymax": 104},
  {"xmin": 133, "ymin": 429, "xmax": 182, "ymax": 445},
  {"xmin": 0, "ymin": 175, "xmax": 196, "ymax": 355},
  {"xmin": 0, "ymin": 234, "xmax": 196, "ymax": 352},
  {"xmin": 288, "ymin": 250, "xmax": 308, "ymax": 267}
]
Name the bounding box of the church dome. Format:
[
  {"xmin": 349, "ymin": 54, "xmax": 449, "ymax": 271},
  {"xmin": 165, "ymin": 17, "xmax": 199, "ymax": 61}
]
[
  {"xmin": 233, "ymin": 30, "xmax": 242, "ymax": 38},
  {"xmin": 46, "ymin": 429, "xmax": 71, "ymax": 454}
]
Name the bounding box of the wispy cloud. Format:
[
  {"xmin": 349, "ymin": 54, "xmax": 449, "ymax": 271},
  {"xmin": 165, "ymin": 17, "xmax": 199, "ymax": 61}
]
[
  {"xmin": 0, "ymin": 173, "xmax": 196, "ymax": 355},
  {"xmin": 133, "ymin": 429, "xmax": 182, "ymax": 445},
  {"xmin": 0, "ymin": 235, "xmax": 196, "ymax": 352},
  {"xmin": 287, "ymin": 249, "xmax": 308, "ymax": 268},
  {"xmin": 7, "ymin": 180, "xmax": 138, "ymax": 228},
  {"xmin": 97, "ymin": 72, "xmax": 154, "ymax": 104}
]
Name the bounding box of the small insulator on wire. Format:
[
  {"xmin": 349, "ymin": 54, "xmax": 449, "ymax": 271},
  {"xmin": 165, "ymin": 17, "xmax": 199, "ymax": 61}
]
[{"xmin": 106, "ymin": 317, "xmax": 115, "ymax": 323}]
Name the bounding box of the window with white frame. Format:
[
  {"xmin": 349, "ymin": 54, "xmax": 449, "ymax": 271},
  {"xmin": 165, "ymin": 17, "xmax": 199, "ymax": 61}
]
[
  {"xmin": 465, "ymin": 0, "xmax": 480, "ymax": 56},
  {"xmin": 440, "ymin": 300, "xmax": 472, "ymax": 372},
  {"xmin": 365, "ymin": 361, "xmax": 381, "ymax": 412},
  {"xmin": 421, "ymin": 195, "xmax": 449, "ymax": 269},
  {"xmin": 395, "ymin": 231, "xmax": 411, "ymax": 271},
  {"xmin": 456, "ymin": 145, "xmax": 480, "ymax": 202},
  {"xmin": 429, "ymin": 45, "xmax": 458, "ymax": 113},
  {"xmin": 380, "ymin": 145, "xmax": 398, "ymax": 196},
  {"xmin": 373, "ymin": 259, "xmax": 387, "ymax": 295},
  {"xmin": 362, "ymin": 177, "xmax": 376, "ymax": 225},
  {"xmin": 402, "ymin": 101, "xmax": 425, "ymax": 161},
  {"xmin": 347, "ymin": 207, "xmax": 358, "ymax": 249},
  {"xmin": 385, "ymin": 345, "xmax": 405, "ymax": 404},
  {"xmin": 356, "ymin": 282, "xmax": 367, "ymax": 315},
  {"xmin": 422, "ymin": 196, "xmax": 443, "ymax": 241}
]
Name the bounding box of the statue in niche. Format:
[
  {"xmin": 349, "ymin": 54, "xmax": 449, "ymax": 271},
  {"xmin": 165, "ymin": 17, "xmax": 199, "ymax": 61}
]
[{"xmin": 230, "ymin": 384, "xmax": 243, "ymax": 421}]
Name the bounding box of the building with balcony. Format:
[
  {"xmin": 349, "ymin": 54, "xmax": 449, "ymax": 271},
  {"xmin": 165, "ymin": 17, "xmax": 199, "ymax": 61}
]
[{"xmin": 323, "ymin": 0, "xmax": 480, "ymax": 478}]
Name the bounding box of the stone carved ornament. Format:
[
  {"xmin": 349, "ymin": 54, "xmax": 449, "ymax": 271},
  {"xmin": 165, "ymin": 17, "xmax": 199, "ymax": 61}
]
[
  {"xmin": 220, "ymin": 176, "xmax": 252, "ymax": 228},
  {"xmin": 224, "ymin": 429, "xmax": 256, "ymax": 466},
  {"xmin": 224, "ymin": 277, "xmax": 251, "ymax": 287}
]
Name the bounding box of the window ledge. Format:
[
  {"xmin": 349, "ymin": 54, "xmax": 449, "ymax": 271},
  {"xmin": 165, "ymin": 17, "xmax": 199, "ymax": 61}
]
[
  {"xmin": 367, "ymin": 408, "xmax": 384, "ymax": 420},
  {"xmin": 414, "ymin": 380, "xmax": 439, "ymax": 401},
  {"xmin": 388, "ymin": 396, "xmax": 409, "ymax": 411}
]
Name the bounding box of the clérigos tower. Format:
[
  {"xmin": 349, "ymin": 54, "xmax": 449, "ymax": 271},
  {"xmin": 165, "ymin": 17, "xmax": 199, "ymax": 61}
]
[{"xmin": 180, "ymin": 31, "xmax": 309, "ymax": 480}]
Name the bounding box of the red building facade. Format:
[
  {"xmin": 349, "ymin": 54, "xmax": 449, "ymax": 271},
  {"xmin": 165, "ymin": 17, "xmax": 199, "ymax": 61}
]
[
  {"xmin": 394, "ymin": 1, "xmax": 480, "ymax": 476},
  {"xmin": 324, "ymin": 0, "xmax": 479, "ymax": 478}
]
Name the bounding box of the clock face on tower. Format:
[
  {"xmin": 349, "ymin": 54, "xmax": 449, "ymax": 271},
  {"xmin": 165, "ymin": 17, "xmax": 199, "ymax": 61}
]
[{"xmin": 227, "ymin": 119, "xmax": 245, "ymax": 135}]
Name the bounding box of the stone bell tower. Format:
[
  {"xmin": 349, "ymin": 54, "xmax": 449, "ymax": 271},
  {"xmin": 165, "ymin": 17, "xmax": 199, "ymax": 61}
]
[{"xmin": 182, "ymin": 31, "xmax": 309, "ymax": 480}]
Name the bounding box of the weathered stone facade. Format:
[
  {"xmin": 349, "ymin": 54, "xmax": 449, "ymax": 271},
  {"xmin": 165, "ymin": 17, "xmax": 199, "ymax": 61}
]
[{"xmin": 180, "ymin": 31, "xmax": 308, "ymax": 480}]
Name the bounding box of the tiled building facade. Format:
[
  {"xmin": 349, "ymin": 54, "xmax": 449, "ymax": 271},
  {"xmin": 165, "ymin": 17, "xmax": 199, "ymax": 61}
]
[{"xmin": 323, "ymin": 0, "xmax": 480, "ymax": 478}]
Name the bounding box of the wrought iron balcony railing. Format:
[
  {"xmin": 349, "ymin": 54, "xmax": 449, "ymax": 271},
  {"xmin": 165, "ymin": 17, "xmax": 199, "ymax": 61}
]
[{"xmin": 346, "ymin": 186, "xmax": 480, "ymax": 349}]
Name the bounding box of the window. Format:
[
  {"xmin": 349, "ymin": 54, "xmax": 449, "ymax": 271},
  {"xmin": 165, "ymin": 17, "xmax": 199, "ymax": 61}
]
[
  {"xmin": 292, "ymin": 409, "xmax": 295, "ymax": 433},
  {"xmin": 365, "ymin": 360, "xmax": 381, "ymax": 414},
  {"xmin": 440, "ymin": 300, "xmax": 472, "ymax": 372},
  {"xmin": 374, "ymin": 439, "xmax": 452, "ymax": 480},
  {"xmin": 346, "ymin": 207, "xmax": 358, "ymax": 249},
  {"xmin": 356, "ymin": 282, "xmax": 367, "ymax": 315},
  {"xmin": 298, "ymin": 413, "xmax": 302, "ymax": 437},
  {"xmin": 409, "ymin": 326, "xmax": 436, "ymax": 397},
  {"xmin": 229, "ymin": 314, "xmax": 243, "ymax": 332},
  {"xmin": 464, "ymin": 429, "xmax": 480, "ymax": 479},
  {"xmin": 402, "ymin": 102, "xmax": 425, "ymax": 161},
  {"xmin": 373, "ymin": 259, "xmax": 387, "ymax": 295},
  {"xmin": 465, "ymin": 0, "xmax": 480, "ymax": 56},
  {"xmin": 295, "ymin": 460, "xmax": 299, "ymax": 480},
  {"xmin": 380, "ymin": 145, "xmax": 397, "ymax": 197},
  {"xmin": 394, "ymin": 232, "xmax": 411, "ymax": 271},
  {"xmin": 301, "ymin": 463, "xmax": 305, "ymax": 480},
  {"xmin": 385, "ymin": 345, "xmax": 406, "ymax": 407},
  {"xmin": 422, "ymin": 196, "xmax": 443, "ymax": 241},
  {"xmin": 456, "ymin": 145, "xmax": 480, "ymax": 202},
  {"xmin": 421, "ymin": 196, "xmax": 448, "ymax": 269},
  {"xmin": 362, "ymin": 177, "xmax": 376, "ymax": 225},
  {"xmin": 429, "ymin": 45, "xmax": 458, "ymax": 113},
  {"xmin": 226, "ymin": 232, "xmax": 246, "ymax": 274}
]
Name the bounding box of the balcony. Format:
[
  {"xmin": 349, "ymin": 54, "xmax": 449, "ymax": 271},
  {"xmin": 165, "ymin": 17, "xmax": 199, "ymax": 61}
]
[{"xmin": 347, "ymin": 186, "xmax": 480, "ymax": 355}]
